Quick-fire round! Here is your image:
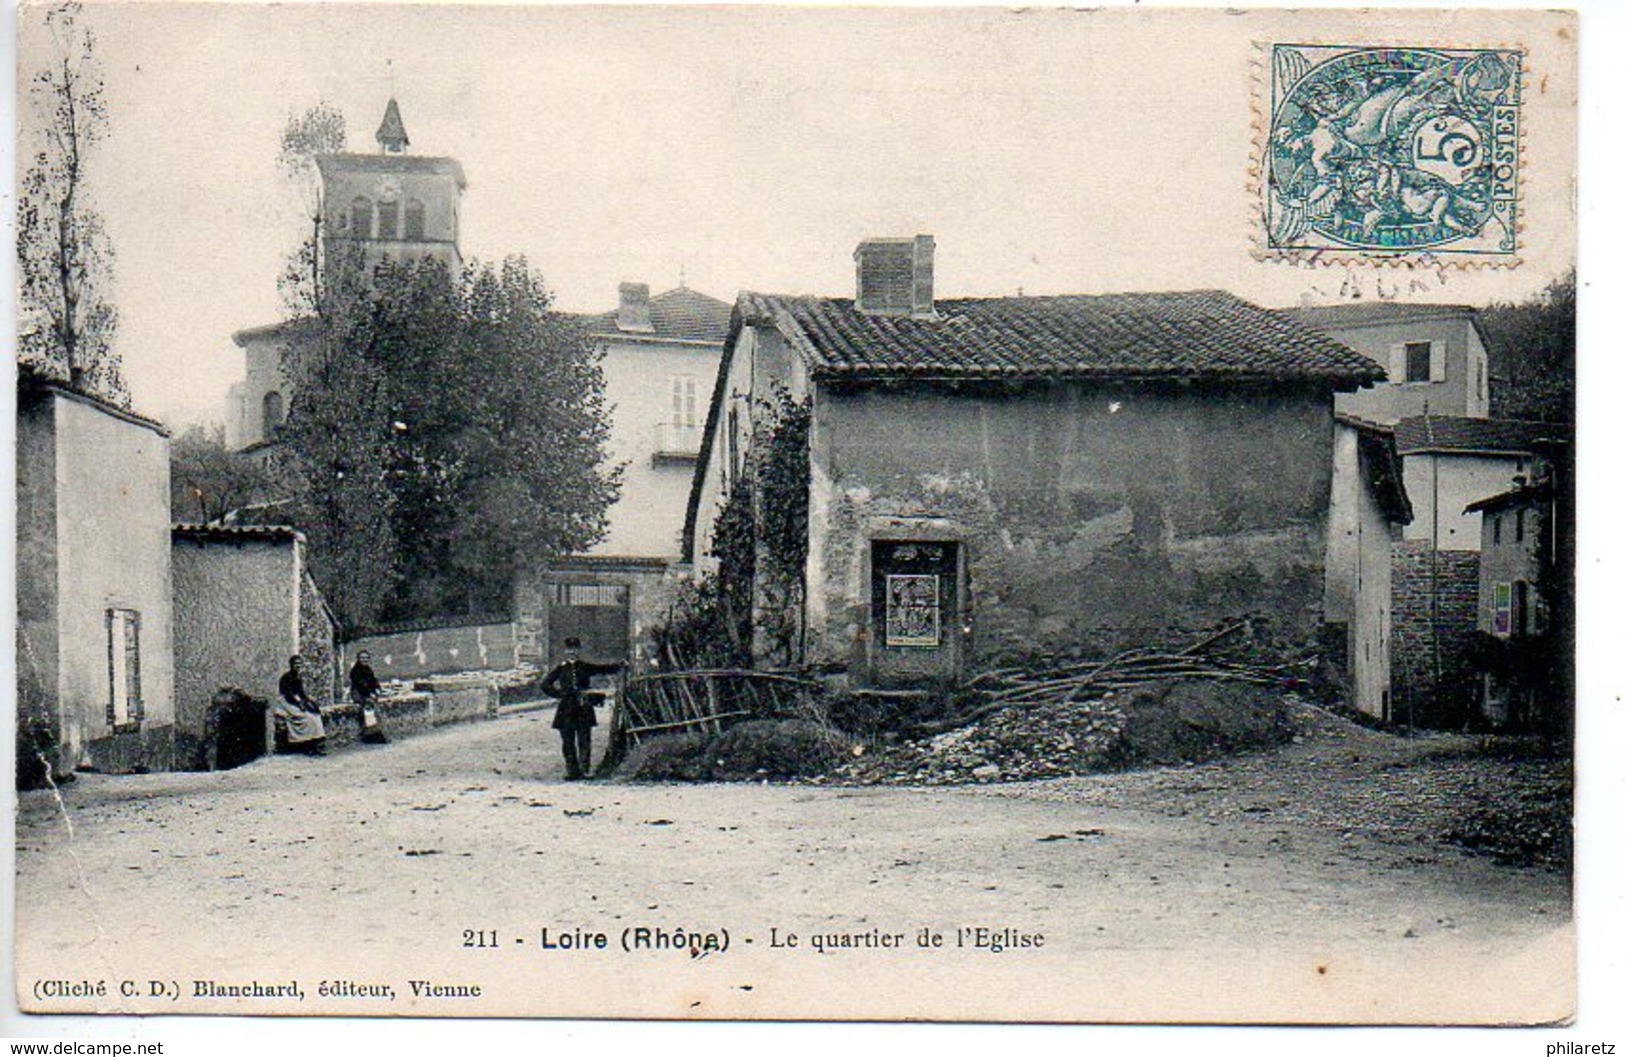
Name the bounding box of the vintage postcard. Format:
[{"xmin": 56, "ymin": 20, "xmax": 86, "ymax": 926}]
[{"xmin": 9, "ymin": 2, "xmax": 1583, "ymax": 1029}]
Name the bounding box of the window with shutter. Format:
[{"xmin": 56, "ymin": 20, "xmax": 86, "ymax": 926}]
[
  {"xmin": 1405, "ymin": 342, "xmax": 1433, "ymax": 383},
  {"xmin": 1389, "ymin": 343, "xmax": 1407, "ymax": 386},
  {"xmin": 106, "ymin": 609, "xmax": 143, "ymax": 727},
  {"xmin": 671, "ymin": 376, "xmax": 697, "ymax": 428},
  {"xmin": 1428, "ymin": 340, "xmax": 1447, "ymax": 383}
]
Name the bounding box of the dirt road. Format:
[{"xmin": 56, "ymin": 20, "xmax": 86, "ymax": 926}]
[{"xmin": 13, "ymin": 708, "xmax": 1571, "ymax": 1023}]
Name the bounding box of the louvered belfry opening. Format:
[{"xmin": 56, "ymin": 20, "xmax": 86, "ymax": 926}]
[{"xmin": 854, "ymin": 234, "xmax": 935, "ymax": 318}]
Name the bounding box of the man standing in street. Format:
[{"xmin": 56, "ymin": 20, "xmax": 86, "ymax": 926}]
[{"xmin": 540, "ymin": 637, "xmax": 622, "ymax": 780}]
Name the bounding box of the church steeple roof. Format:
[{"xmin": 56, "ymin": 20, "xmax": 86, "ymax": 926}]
[{"xmin": 375, "ymin": 97, "xmax": 409, "ymax": 153}]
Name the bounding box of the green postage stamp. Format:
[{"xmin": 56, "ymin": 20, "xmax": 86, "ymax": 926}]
[{"xmin": 1263, "ymin": 44, "xmax": 1523, "ymax": 262}]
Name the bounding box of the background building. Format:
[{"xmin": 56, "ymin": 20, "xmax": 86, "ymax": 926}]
[
  {"xmin": 1287, "ymin": 302, "xmax": 1492, "ymax": 425},
  {"xmin": 514, "ymin": 282, "xmax": 731, "ymax": 669}
]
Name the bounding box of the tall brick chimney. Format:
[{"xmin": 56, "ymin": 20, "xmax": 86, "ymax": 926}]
[
  {"xmin": 617, "ymin": 281, "xmax": 654, "ymax": 333},
  {"xmin": 854, "ymin": 235, "xmax": 935, "ymax": 318}
]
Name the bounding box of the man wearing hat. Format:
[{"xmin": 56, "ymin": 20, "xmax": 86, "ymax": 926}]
[{"xmin": 539, "ymin": 637, "xmax": 623, "ymax": 780}]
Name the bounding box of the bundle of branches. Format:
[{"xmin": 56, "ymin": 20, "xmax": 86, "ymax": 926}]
[{"xmin": 923, "ymin": 620, "xmax": 1316, "ymax": 736}]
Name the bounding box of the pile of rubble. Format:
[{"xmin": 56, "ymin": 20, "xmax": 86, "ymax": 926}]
[
  {"xmin": 821, "ymin": 623, "xmax": 1313, "ymax": 786},
  {"xmin": 828, "ymin": 677, "xmax": 1299, "ymax": 786}
]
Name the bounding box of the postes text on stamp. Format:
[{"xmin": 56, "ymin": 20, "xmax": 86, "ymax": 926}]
[{"xmin": 1262, "ymin": 44, "xmax": 1523, "ymax": 263}]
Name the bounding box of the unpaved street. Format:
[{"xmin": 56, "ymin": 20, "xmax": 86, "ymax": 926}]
[{"xmin": 14, "ymin": 709, "xmax": 1571, "ymax": 1023}]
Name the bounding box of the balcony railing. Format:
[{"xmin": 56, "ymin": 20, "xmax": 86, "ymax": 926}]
[{"xmin": 651, "ymin": 422, "xmax": 702, "ymax": 462}]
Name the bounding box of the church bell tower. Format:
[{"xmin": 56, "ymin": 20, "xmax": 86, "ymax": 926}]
[{"xmin": 317, "ymin": 96, "xmax": 466, "ymax": 279}]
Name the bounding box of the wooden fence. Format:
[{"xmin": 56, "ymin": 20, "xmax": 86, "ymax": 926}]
[{"xmin": 613, "ymin": 669, "xmax": 823, "ymax": 745}]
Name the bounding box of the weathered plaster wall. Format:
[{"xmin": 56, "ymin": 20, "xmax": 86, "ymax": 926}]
[
  {"xmin": 238, "ymin": 330, "xmax": 303, "ymax": 448},
  {"xmin": 808, "ymin": 381, "xmax": 1335, "ymax": 677},
  {"xmin": 298, "ymin": 564, "xmax": 337, "ymax": 708},
  {"xmin": 170, "ymin": 538, "xmax": 296, "ymax": 767},
  {"xmin": 1391, "ymin": 540, "xmax": 1480, "ymax": 728},
  {"xmin": 1323, "ymin": 422, "xmax": 1362, "ymax": 625},
  {"xmin": 1330, "ymin": 315, "xmax": 1484, "ymax": 424},
  {"xmin": 53, "ymin": 394, "xmax": 175, "ymax": 772},
  {"xmin": 15, "ymin": 395, "xmax": 62, "ymax": 775},
  {"xmin": 1348, "ymin": 442, "xmax": 1398, "ymax": 722},
  {"xmin": 1404, "ymin": 451, "xmax": 1529, "ymax": 552}
]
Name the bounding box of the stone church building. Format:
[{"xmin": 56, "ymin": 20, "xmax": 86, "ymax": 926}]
[{"xmin": 225, "ymin": 98, "xmax": 467, "ymax": 451}]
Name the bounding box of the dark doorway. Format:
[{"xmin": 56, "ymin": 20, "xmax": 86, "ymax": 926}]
[
  {"xmin": 546, "ymin": 581, "xmax": 630, "ymax": 666},
  {"xmin": 869, "ymin": 539, "xmax": 962, "ymax": 687}
]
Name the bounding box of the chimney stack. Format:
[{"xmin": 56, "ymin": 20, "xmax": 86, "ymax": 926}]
[
  {"xmin": 854, "ymin": 234, "xmax": 935, "ymax": 318},
  {"xmin": 617, "ymin": 281, "xmax": 654, "ymax": 333}
]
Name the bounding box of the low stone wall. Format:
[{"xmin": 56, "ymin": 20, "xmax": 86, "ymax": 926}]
[
  {"xmin": 343, "ymin": 621, "xmax": 519, "ymax": 682},
  {"xmin": 323, "ymin": 686, "xmax": 498, "ymax": 749}
]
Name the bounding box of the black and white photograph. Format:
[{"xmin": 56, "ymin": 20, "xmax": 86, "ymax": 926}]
[{"xmin": 5, "ymin": 0, "xmax": 1609, "ymax": 1044}]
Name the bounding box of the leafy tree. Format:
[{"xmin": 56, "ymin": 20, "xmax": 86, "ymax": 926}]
[
  {"xmin": 365, "ymin": 256, "xmax": 621, "ymax": 618},
  {"xmin": 278, "ymin": 250, "xmax": 400, "ymax": 629},
  {"xmin": 16, "ymin": 2, "xmax": 125, "ymax": 406},
  {"xmin": 1479, "ymin": 271, "xmax": 1575, "ymax": 424},
  {"xmin": 277, "ymin": 251, "xmax": 620, "ymax": 625},
  {"xmin": 169, "ymin": 423, "xmax": 282, "ymax": 523}
]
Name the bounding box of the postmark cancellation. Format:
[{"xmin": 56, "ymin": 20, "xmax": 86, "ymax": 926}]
[{"xmin": 1259, "ymin": 43, "xmax": 1524, "ymax": 264}]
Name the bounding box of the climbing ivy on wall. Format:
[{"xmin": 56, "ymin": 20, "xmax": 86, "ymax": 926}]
[{"xmin": 652, "ymin": 386, "xmax": 811, "ymax": 670}]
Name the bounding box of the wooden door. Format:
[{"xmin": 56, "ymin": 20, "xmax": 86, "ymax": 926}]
[{"xmin": 546, "ymin": 581, "xmax": 630, "ymax": 667}]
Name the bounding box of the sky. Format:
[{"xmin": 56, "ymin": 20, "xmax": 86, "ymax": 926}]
[{"xmin": 14, "ymin": 4, "xmax": 1577, "ymax": 428}]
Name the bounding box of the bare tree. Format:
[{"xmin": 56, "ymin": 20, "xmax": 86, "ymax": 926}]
[
  {"xmin": 276, "ymin": 103, "xmax": 347, "ymax": 312},
  {"xmin": 16, "ymin": 2, "xmax": 125, "ymax": 405}
]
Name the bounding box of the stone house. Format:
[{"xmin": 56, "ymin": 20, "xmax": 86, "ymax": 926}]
[
  {"xmin": 1322, "ymin": 414, "xmax": 1412, "ymax": 722},
  {"xmin": 170, "ymin": 524, "xmax": 338, "ymax": 768},
  {"xmin": 682, "ymin": 236, "xmax": 1383, "ymax": 688},
  {"xmin": 1286, "ymin": 302, "xmax": 1492, "ymax": 425},
  {"xmin": 1386, "ymin": 414, "xmax": 1570, "ymax": 726},
  {"xmin": 16, "ymin": 368, "xmax": 177, "ymax": 779},
  {"xmin": 1463, "ymin": 435, "xmax": 1569, "ymax": 732},
  {"xmin": 514, "ymin": 283, "xmax": 731, "ymax": 670}
]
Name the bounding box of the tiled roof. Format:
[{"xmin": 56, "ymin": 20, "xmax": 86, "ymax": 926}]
[
  {"xmin": 1335, "ymin": 414, "xmax": 1412, "ymax": 524},
  {"xmin": 582, "ymin": 286, "xmax": 732, "ymax": 345},
  {"xmin": 738, "ymin": 290, "xmax": 1384, "ymax": 386},
  {"xmin": 232, "ymin": 316, "xmax": 320, "ymax": 347},
  {"xmin": 173, "ymin": 523, "xmax": 304, "ymax": 544},
  {"xmin": 376, "ymin": 97, "xmax": 410, "ymax": 151},
  {"xmin": 1393, "ymin": 414, "xmax": 1572, "ymax": 455},
  {"xmin": 1465, "ymin": 480, "xmax": 1553, "ymax": 515},
  {"xmin": 18, "ymin": 363, "xmax": 170, "ymax": 436},
  {"xmin": 1285, "ymin": 302, "xmax": 1480, "ymax": 330}
]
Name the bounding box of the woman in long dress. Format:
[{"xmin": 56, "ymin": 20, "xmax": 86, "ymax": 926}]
[{"xmin": 276, "ymin": 655, "xmax": 327, "ymax": 755}]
